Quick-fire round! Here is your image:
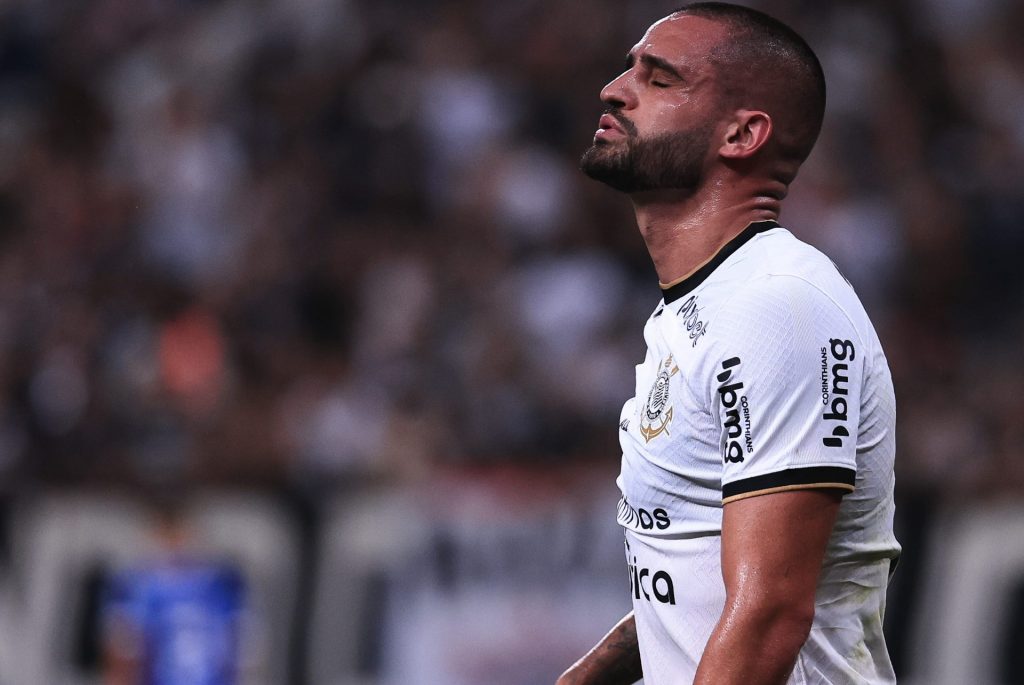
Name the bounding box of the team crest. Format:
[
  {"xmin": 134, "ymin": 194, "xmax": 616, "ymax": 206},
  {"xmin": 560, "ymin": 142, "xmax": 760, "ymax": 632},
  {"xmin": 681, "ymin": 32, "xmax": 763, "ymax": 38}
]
[{"xmin": 640, "ymin": 354, "xmax": 679, "ymax": 442}]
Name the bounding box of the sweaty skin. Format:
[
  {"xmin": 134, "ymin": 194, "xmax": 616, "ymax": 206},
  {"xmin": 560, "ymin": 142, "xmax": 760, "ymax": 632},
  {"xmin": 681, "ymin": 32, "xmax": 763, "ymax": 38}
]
[
  {"xmin": 556, "ymin": 493, "xmax": 838, "ymax": 685},
  {"xmin": 590, "ymin": 14, "xmax": 786, "ymax": 286},
  {"xmin": 693, "ymin": 490, "xmax": 842, "ymax": 684}
]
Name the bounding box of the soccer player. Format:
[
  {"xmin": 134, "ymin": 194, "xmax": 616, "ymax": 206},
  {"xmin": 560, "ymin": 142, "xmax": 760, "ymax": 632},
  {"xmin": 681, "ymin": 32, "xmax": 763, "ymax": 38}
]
[
  {"xmin": 558, "ymin": 3, "xmax": 900, "ymax": 684},
  {"xmin": 101, "ymin": 500, "xmax": 246, "ymax": 685}
]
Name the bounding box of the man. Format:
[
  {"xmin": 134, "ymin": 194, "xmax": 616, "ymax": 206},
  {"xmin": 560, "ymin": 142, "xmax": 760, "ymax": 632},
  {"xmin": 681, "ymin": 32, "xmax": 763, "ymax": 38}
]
[
  {"xmin": 558, "ymin": 3, "xmax": 900, "ymax": 684},
  {"xmin": 102, "ymin": 497, "xmax": 246, "ymax": 685}
]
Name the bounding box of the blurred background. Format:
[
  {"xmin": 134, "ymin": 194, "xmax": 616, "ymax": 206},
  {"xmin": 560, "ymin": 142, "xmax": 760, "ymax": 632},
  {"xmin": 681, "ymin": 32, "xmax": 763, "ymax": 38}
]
[{"xmin": 0, "ymin": 0, "xmax": 1022, "ymax": 683}]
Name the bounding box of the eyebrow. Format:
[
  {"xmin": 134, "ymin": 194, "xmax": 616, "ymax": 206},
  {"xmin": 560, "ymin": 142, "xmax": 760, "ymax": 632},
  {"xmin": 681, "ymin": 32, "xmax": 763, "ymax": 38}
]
[{"xmin": 625, "ymin": 52, "xmax": 685, "ymax": 81}]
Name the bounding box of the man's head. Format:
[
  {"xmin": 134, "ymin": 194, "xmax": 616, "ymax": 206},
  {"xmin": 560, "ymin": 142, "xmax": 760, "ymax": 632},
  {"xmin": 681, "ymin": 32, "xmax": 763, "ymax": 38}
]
[{"xmin": 580, "ymin": 2, "xmax": 826, "ymax": 195}]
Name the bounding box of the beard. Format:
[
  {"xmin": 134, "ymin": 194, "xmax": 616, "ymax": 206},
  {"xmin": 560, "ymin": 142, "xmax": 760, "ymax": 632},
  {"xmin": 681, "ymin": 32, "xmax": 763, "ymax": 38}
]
[{"xmin": 580, "ymin": 115, "xmax": 713, "ymax": 194}]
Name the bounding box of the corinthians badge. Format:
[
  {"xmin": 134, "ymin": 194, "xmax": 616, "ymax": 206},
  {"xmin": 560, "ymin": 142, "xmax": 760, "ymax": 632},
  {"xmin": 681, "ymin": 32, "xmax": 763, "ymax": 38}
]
[{"xmin": 640, "ymin": 354, "xmax": 679, "ymax": 443}]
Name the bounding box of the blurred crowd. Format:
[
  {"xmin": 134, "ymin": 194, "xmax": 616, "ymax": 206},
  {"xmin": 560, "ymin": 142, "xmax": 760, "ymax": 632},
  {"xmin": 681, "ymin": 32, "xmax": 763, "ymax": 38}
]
[{"xmin": 0, "ymin": 0, "xmax": 1023, "ymax": 501}]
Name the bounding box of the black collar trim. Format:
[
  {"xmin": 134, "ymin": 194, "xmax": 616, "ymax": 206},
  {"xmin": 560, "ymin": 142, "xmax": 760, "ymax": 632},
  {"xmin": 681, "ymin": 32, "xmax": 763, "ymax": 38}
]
[{"xmin": 661, "ymin": 220, "xmax": 780, "ymax": 304}]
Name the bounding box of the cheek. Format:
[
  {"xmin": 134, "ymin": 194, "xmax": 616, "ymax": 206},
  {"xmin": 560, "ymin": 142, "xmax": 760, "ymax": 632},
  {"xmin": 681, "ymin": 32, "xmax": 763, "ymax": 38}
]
[
  {"xmin": 657, "ymin": 98, "xmax": 713, "ymax": 130},
  {"xmin": 632, "ymin": 93, "xmax": 708, "ymax": 139},
  {"xmin": 648, "ymin": 105, "xmax": 693, "ymax": 134}
]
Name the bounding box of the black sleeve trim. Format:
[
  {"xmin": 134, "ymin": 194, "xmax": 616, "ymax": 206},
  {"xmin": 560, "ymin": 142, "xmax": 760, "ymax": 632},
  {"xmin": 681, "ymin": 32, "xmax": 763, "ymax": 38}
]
[{"xmin": 722, "ymin": 466, "xmax": 856, "ymax": 504}]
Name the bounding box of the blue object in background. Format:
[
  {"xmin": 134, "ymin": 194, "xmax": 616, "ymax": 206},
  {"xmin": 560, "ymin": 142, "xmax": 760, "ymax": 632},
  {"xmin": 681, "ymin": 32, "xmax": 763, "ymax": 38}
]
[{"xmin": 102, "ymin": 559, "xmax": 246, "ymax": 685}]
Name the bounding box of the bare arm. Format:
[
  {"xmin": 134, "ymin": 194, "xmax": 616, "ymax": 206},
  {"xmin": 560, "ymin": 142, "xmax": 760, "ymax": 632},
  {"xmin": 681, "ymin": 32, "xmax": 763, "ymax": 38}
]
[
  {"xmin": 556, "ymin": 612, "xmax": 642, "ymax": 685},
  {"xmin": 693, "ymin": 488, "xmax": 842, "ymax": 685},
  {"xmin": 103, "ymin": 617, "xmax": 142, "ymax": 685}
]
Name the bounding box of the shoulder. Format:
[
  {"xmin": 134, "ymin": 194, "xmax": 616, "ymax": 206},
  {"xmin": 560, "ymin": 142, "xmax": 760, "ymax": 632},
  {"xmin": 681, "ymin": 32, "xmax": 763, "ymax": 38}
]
[
  {"xmin": 744, "ymin": 228, "xmax": 849, "ymax": 289},
  {"xmin": 716, "ymin": 229, "xmax": 864, "ymax": 332}
]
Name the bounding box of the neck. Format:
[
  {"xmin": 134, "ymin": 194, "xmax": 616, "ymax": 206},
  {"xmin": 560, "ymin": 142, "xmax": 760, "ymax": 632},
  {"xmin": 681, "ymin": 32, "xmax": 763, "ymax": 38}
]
[{"xmin": 630, "ymin": 181, "xmax": 782, "ymax": 285}]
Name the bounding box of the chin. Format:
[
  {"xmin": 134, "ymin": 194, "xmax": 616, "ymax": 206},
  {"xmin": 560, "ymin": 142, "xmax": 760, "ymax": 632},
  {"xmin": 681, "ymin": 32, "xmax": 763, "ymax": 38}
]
[{"xmin": 582, "ymin": 142, "xmax": 620, "ymax": 165}]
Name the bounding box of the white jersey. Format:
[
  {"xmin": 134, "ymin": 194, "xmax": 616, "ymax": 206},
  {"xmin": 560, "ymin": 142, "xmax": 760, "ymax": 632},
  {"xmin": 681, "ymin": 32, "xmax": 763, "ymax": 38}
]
[{"xmin": 616, "ymin": 221, "xmax": 900, "ymax": 684}]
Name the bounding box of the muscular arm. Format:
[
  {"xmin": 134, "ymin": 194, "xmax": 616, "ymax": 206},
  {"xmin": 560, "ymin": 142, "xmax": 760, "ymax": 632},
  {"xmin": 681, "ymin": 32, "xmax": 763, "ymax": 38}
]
[
  {"xmin": 693, "ymin": 488, "xmax": 842, "ymax": 685},
  {"xmin": 556, "ymin": 612, "xmax": 642, "ymax": 685}
]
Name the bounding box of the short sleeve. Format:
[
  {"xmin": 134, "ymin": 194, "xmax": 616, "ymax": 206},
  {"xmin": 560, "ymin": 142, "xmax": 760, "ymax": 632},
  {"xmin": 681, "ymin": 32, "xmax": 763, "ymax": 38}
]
[{"xmin": 707, "ymin": 274, "xmax": 861, "ymax": 504}]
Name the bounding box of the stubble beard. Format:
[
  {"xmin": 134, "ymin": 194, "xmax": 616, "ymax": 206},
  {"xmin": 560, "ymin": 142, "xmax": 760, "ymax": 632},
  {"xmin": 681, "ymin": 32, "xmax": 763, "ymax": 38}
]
[{"xmin": 580, "ymin": 118, "xmax": 714, "ymax": 194}]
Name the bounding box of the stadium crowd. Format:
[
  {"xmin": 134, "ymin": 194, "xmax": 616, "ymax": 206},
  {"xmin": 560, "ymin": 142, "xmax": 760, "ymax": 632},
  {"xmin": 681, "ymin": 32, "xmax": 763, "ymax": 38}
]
[{"xmin": 1, "ymin": 0, "xmax": 1023, "ymax": 553}]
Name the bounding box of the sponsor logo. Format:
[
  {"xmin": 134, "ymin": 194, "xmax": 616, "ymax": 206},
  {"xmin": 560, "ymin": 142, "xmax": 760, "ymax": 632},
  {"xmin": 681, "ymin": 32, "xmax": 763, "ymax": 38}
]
[
  {"xmin": 717, "ymin": 357, "xmax": 754, "ymax": 463},
  {"xmin": 676, "ymin": 295, "xmax": 708, "ymax": 347},
  {"xmin": 627, "ymin": 555, "xmax": 676, "ymax": 605},
  {"xmin": 640, "ymin": 354, "xmax": 679, "ymax": 442},
  {"xmin": 822, "ymin": 338, "xmax": 855, "ymax": 448},
  {"xmin": 820, "ymin": 347, "xmax": 829, "ymax": 404},
  {"xmin": 617, "ymin": 497, "xmax": 671, "ymax": 531},
  {"xmin": 619, "ymin": 418, "xmax": 630, "ymax": 432}
]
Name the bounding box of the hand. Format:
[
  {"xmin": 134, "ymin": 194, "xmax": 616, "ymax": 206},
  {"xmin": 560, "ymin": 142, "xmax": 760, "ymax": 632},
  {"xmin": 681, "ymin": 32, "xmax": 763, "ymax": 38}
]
[
  {"xmin": 554, "ymin": 612, "xmax": 642, "ymax": 685},
  {"xmin": 555, "ymin": 665, "xmax": 591, "ymax": 685}
]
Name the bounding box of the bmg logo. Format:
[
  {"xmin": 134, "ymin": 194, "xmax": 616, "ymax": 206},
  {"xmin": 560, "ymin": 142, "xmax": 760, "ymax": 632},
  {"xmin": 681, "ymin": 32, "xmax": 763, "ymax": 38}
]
[
  {"xmin": 822, "ymin": 338, "xmax": 855, "ymax": 448},
  {"xmin": 717, "ymin": 357, "xmax": 751, "ymax": 463}
]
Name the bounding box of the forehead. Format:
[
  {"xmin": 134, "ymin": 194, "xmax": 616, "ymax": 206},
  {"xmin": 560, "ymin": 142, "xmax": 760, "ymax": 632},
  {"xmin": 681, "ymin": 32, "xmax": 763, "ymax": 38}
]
[{"xmin": 631, "ymin": 14, "xmax": 729, "ymax": 68}]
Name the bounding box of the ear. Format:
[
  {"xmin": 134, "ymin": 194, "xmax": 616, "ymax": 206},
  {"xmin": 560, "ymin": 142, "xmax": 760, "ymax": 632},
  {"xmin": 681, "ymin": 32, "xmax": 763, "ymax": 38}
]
[{"xmin": 719, "ymin": 110, "xmax": 772, "ymax": 159}]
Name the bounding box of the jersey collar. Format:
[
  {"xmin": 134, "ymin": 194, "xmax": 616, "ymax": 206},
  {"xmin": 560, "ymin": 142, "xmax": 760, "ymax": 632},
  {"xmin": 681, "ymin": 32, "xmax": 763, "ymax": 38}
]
[{"xmin": 660, "ymin": 220, "xmax": 780, "ymax": 304}]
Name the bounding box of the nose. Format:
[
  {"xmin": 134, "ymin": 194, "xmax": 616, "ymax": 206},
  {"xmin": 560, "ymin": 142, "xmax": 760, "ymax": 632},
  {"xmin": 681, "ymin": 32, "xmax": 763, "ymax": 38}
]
[{"xmin": 600, "ymin": 71, "xmax": 637, "ymax": 110}]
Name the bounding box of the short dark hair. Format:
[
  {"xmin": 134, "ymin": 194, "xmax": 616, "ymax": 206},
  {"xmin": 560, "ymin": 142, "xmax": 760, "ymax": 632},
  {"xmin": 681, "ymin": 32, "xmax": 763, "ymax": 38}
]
[{"xmin": 672, "ymin": 2, "xmax": 826, "ymax": 165}]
